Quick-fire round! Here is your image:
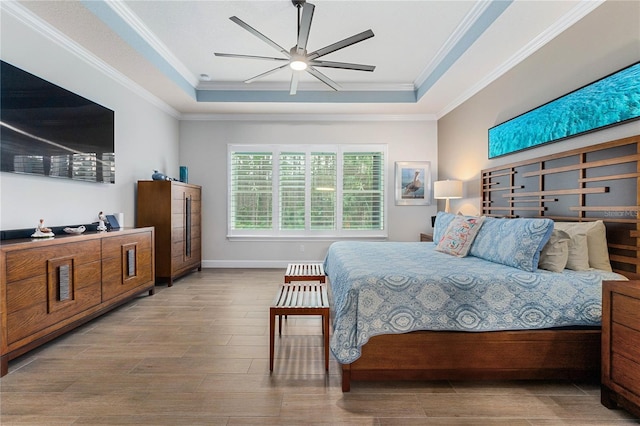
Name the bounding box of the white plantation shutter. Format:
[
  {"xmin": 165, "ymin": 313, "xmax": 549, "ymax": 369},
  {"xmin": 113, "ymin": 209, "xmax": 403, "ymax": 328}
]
[
  {"xmin": 228, "ymin": 144, "xmax": 386, "ymax": 238},
  {"xmin": 279, "ymin": 152, "xmax": 306, "ymax": 230},
  {"xmin": 229, "ymin": 151, "xmax": 273, "ymax": 230},
  {"xmin": 311, "ymin": 152, "xmax": 337, "ymax": 230},
  {"xmin": 342, "ymin": 152, "xmax": 384, "ymax": 230}
]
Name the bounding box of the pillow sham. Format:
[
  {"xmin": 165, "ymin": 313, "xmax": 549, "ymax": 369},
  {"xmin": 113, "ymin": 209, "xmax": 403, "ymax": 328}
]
[
  {"xmin": 435, "ymin": 215, "xmax": 485, "ymax": 257},
  {"xmin": 432, "ymin": 211, "xmax": 457, "ymax": 244},
  {"xmin": 564, "ymin": 233, "xmax": 590, "ymax": 271},
  {"xmin": 468, "ymin": 217, "xmax": 554, "ymax": 272},
  {"xmin": 553, "ymin": 220, "xmax": 611, "ymax": 271},
  {"xmin": 538, "ymin": 229, "xmax": 570, "ymax": 272}
]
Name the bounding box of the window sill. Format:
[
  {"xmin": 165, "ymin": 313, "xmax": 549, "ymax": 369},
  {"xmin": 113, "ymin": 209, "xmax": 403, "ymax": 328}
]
[{"xmin": 226, "ymin": 234, "xmax": 388, "ymax": 242}]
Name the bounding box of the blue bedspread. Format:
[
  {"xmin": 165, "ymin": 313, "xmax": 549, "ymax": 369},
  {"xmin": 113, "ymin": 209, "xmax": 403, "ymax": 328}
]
[{"xmin": 323, "ymin": 241, "xmax": 627, "ymax": 364}]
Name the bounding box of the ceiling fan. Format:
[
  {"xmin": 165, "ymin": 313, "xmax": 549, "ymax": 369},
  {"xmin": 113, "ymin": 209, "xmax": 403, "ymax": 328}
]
[{"xmin": 214, "ymin": 0, "xmax": 375, "ymax": 95}]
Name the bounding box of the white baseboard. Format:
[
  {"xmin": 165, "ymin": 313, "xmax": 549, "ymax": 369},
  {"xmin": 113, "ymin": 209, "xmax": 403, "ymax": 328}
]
[{"xmin": 201, "ymin": 260, "xmax": 324, "ymax": 269}]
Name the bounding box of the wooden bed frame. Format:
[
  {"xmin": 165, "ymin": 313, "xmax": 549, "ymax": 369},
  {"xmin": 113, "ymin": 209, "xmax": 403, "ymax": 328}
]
[{"xmin": 340, "ymin": 135, "xmax": 640, "ymax": 392}]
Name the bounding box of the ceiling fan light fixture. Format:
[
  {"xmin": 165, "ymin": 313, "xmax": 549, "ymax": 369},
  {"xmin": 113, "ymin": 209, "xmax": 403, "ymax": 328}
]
[{"xmin": 290, "ymin": 60, "xmax": 307, "ymax": 71}]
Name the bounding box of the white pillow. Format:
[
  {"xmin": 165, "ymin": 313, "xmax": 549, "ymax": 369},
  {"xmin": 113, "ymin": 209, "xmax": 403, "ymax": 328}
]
[
  {"xmin": 554, "ymin": 221, "xmax": 612, "ymax": 271},
  {"xmin": 565, "ymin": 233, "xmax": 590, "ymax": 271},
  {"xmin": 539, "ymin": 229, "xmax": 570, "ymax": 272}
]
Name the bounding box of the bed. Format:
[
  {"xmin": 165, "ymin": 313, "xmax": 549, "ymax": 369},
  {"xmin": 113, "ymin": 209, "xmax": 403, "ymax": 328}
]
[{"xmin": 324, "ymin": 135, "xmax": 640, "ymax": 392}]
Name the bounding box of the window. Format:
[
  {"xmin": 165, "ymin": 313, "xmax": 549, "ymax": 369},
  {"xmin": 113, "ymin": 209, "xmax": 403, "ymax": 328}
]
[{"xmin": 228, "ymin": 144, "xmax": 387, "ymax": 239}]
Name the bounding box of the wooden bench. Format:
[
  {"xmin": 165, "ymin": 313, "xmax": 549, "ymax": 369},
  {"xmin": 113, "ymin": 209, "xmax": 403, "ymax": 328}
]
[
  {"xmin": 284, "ymin": 263, "xmax": 326, "ymax": 283},
  {"xmin": 269, "ymin": 283, "xmax": 330, "ymax": 372}
]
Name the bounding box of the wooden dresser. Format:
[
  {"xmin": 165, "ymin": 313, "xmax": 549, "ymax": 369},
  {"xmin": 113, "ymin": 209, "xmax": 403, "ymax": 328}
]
[
  {"xmin": 136, "ymin": 180, "xmax": 201, "ymax": 285},
  {"xmin": 601, "ymin": 280, "xmax": 640, "ymax": 418},
  {"xmin": 0, "ymin": 227, "xmax": 155, "ymax": 376}
]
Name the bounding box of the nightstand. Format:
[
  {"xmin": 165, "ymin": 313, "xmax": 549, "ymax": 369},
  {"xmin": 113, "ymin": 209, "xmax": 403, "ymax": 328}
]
[
  {"xmin": 420, "ymin": 233, "xmax": 433, "ymax": 242},
  {"xmin": 601, "ymin": 280, "xmax": 640, "ymax": 418}
]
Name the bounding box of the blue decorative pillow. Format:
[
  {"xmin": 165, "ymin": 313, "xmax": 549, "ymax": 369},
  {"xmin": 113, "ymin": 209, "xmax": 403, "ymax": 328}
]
[
  {"xmin": 433, "ymin": 211, "xmax": 458, "ymax": 244},
  {"xmin": 469, "ymin": 217, "xmax": 554, "ymax": 272}
]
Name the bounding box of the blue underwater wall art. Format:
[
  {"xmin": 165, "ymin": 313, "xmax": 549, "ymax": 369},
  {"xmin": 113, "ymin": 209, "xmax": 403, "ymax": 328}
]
[{"xmin": 488, "ymin": 61, "xmax": 640, "ymax": 159}]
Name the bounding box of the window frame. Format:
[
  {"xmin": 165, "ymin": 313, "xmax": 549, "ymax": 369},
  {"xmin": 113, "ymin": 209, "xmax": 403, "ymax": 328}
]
[{"xmin": 227, "ymin": 143, "xmax": 388, "ymax": 241}]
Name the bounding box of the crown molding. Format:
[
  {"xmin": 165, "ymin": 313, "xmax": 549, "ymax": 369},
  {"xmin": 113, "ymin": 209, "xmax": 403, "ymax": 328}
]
[
  {"xmin": 2, "ymin": 1, "xmax": 181, "ymax": 119},
  {"xmin": 414, "ymin": 0, "xmax": 494, "ymax": 89},
  {"xmin": 435, "ymin": 0, "xmax": 605, "ymax": 119},
  {"xmin": 103, "ymin": 0, "xmax": 199, "ymax": 87},
  {"xmin": 180, "ymin": 113, "xmax": 437, "ymax": 122}
]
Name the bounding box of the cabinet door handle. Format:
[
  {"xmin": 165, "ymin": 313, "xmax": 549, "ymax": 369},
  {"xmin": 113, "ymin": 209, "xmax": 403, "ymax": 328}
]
[{"xmin": 185, "ymin": 196, "xmax": 192, "ymax": 257}]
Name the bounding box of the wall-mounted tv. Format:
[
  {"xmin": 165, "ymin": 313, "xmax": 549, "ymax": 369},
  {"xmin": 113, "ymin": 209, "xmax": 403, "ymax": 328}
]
[{"xmin": 0, "ymin": 60, "xmax": 115, "ymax": 183}]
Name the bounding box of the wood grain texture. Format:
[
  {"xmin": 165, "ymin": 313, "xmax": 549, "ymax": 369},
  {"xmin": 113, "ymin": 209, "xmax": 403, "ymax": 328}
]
[
  {"xmin": 601, "ymin": 280, "xmax": 640, "ymax": 418},
  {"xmin": 1, "ymin": 269, "xmax": 637, "ymax": 424},
  {"xmin": 0, "ymin": 228, "xmax": 155, "ymax": 376},
  {"xmin": 136, "ymin": 180, "xmax": 201, "ymax": 285}
]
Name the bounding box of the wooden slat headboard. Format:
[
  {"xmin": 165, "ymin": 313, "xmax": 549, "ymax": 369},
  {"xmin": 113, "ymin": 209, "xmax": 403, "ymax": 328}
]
[{"xmin": 481, "ymin": 135, "xmax": 640, "ymax": 279}]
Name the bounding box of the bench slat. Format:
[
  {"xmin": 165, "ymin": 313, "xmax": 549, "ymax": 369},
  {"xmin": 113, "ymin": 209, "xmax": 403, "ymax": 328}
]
[{"xmin": 284, "ymin": 263, "xmax": 326, "ymax": 283}]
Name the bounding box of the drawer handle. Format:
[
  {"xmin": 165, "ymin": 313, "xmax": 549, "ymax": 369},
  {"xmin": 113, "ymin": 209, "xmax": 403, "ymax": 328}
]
[{"xmin": 58, "ymin": 264, "xmax": 70, "ymax": 301}]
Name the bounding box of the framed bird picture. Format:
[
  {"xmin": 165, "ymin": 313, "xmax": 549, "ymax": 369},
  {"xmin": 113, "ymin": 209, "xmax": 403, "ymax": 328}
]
[{"xmin": 395, "ymin": 161, "xmax": 431, "ymax": 206}]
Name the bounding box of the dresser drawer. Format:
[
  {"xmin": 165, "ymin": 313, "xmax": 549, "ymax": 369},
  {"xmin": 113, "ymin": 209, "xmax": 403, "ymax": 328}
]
[
  {"xmin": 102, "ymin": 231, "xmax": 152, "ymax": 259},
  {"xmin": 611, "ymin": 293, "xmax": 640, "ymax": 332},
  {"xmin": 5, "ymin": 240, "xmax": 101, "ymax": 283},
  {"xmin": 6, "ymin": 264, "xmax": 102, "ymax": 344},
  {"xmin": 612, "ymin": 322, "xmax": 640, "ymax": 362},
  {"xmin": 611, "ymin": 352, "xmax": 640, "ymax": 396}
]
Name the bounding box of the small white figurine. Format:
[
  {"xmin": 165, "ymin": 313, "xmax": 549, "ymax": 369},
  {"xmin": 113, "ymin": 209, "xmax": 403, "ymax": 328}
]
[
  {"xmin": 97, "ymin": 211, "xmax": 107, "ymax": 231},
  {"xmin": 32, "ymin": 219, "xmax": 55, "ymax": 238}
]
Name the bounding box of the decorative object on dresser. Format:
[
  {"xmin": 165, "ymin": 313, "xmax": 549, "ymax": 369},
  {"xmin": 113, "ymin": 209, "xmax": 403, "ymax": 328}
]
[
  {"xmin": 601, "ymin": 280, "xmax": 640, "ymax": 418},
  {"xmin": 179, "ymin": 166, "xmax": 189, "ymax": 183},
  {"xmin": 0, "ymin": 227, "xmax": 155, "ymax": 376},
  {"xmin": 31, "ymin": 219, "xmax": 55, "ymax": 238},
  {"xmin": 97, "ymin": 211, "xmax": 108, "ymax": 231},
  {"xmin": 136, "ymin": 180, "xmax": 202, "ymax": 286},
  {"xmin": 63, "ymin": 225, "xmax": 86, "ymax": 234}
]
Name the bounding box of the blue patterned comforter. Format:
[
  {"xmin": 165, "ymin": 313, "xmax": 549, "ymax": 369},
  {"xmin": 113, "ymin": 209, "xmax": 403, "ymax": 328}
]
[{"xmin": 323, "ymin": 241, "xmax": 627, "ymax": 364}]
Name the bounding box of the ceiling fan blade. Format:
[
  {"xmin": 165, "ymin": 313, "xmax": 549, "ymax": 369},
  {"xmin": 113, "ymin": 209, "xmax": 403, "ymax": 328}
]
[
  {"xmin": 306, "ymin": 67, "xmax": 340, "ymax": 91},
  {"xmin": 244, "ymin": 64, "xmax": 290, "ymax": 84},
  {"xmin": 215, "ymin": 53, "xmax": 289, "ymax": 62},
  {"xmin": 309, "ymin": 60, "xmax": 375, "ymax": 72},
  {"xmin": 307, "ymin": 29, "xmax": 374, "ymax": 60},
  {"xmin": 296, "ymin": 2, "xmax": 315, "ymax": 55},
  {"xmin": 229, "ymin": 16, "xmax": 290, "ymax": 57},
  {"xmin": 290, "ymin": 71, "xmax": 300, "ymax": 95}
]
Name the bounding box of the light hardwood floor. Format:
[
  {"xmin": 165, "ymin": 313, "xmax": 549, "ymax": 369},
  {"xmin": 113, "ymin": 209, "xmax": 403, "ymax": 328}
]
[{"xmin": 1, "ymin": 268, "xmax": 638, "ymax": 425}]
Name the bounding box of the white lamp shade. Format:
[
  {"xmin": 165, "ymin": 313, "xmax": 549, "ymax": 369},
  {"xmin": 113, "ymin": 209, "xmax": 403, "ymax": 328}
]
[{"xmin": 433, "ymin": 180, "xmax": 463, "ymax": 199}]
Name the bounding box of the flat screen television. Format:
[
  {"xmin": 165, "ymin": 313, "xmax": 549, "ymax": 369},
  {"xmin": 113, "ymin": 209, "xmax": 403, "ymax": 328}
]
[{"xmin": 0, "ymin": 60, "xmax": 115, "ymax": 183}]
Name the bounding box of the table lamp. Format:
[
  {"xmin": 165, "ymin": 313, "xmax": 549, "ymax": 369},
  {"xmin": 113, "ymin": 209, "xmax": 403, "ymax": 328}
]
[{"xmin": 433, "ymin": 180, "xmax": 463, "ymax": 213}]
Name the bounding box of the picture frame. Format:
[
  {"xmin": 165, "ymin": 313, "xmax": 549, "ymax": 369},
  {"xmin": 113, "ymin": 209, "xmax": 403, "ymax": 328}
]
[
  {"xmin": 395, "ymin": 161, "xmax": 431, "ymax": 206},
  {"xmin": 488, "ymin": 61, "xmax": 640, "ymax": 158}
]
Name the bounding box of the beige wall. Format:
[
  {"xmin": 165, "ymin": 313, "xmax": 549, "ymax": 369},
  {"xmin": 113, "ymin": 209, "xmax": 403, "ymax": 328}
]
[{"xmin": 438, "ymin": 0, "xmax": 640, "ymax": 215}]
